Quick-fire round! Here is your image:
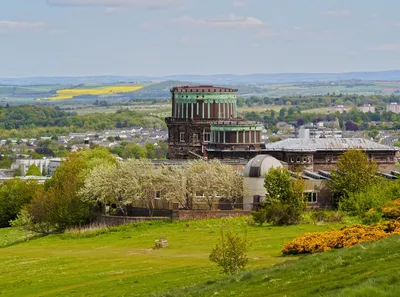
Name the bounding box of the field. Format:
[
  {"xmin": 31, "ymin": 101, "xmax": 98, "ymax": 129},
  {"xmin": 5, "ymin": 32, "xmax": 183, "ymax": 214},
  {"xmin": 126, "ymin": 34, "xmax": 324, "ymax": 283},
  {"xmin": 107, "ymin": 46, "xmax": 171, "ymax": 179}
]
[
  {"xmin": 38, "ymin": 85, "xmax": 143, "ymax": 101},
  {"xmin": 0, "ymin": 217, "xmax": 344, "ymax": 297},
  {"xmin": 161, "ymin": 235, "xmax": 400, "ymax": 297}
]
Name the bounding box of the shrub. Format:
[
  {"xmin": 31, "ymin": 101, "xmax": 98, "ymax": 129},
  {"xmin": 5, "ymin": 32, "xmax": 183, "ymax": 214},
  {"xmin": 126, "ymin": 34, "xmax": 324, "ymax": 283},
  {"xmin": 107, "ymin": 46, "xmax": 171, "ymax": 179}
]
[
  {"xmin": 311, "ymin": 210, "xmax": 344, "ymax": 223},
  {"xmin": 265, "ymin": 203, "xmax": 303, "ymax": 225},
  {"xmin": 282, "ymin": 221, "xmax": 400, "ymax": 255},
  {"xmin": 339, "ymin": 180, "xmax": 400, "ymax": 216},
  {"xmin": 381, "ymin": 198, "xmax": 400, "ymax": 219},
  {"xmin": 209, "ymin": 230, "xmax": 249, "ymax": 275},
  {"xmin": 361, "ymin": 209, "xmax": 383, "ymax": 225},
  {"xmin": 251, "ymin": 209, "xmax": 267, "ymax": 226}
]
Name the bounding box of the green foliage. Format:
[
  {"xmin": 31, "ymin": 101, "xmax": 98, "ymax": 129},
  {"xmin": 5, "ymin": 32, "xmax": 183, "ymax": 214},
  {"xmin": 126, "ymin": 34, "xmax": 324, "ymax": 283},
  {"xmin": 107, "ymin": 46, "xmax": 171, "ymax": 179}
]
[
  {"xmin": 339, "ymin": 179, "xmax": 400, "ymax": 215},
  {"xmin": 0, "ymin": 179, "xmax": 42, "ymax": 227},
  {"xmin": 12, "ymin": 168, "xmax": 22, "ymax": 177},
  {"xmin": 209, "ymin": 229, "xmax": 249, "ymax": 275},
  {"xmin": 22, "ymin": 148, "xmax": 116, "ymax": 233},
  {"xmin": 122, "ymin": 142, "xmax": 147, "ymax": 159},
  {"xmin": 361, "ymin": 210, "xmax": 383, "ymax": 225},
  {"xmin": 265, "ymin": 203, "xmax": 304, "ymax": 225},
  {"xmin": 331, "ymin": 150, "xmax": 379, "ymax": 201},
  {"xmin": 25, "ymin": 164, "xmax": 42, "ymax": 176},
  {"xmin": 255, "ymin": 167, "xmax": 306, "ymax": 225}
]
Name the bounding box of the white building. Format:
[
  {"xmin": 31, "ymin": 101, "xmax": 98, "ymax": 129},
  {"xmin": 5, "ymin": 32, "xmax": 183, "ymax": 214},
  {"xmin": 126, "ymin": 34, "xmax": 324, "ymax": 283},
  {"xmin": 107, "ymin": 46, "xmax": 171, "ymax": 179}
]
[
  {"xmin": 387, "ymin": 103, "xmax": 400, "ymax": 114},
  {"xmin": 359, "ymin": 104, "xmax": 376, "ymax": 113},
  {"xmin": 11, "ymin": 158, "xmax": 64, "ymax": 176}
]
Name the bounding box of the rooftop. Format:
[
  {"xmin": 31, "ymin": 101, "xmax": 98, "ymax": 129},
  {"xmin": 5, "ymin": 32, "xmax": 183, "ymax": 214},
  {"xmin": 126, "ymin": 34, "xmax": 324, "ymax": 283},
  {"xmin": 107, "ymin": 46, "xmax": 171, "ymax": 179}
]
[
  {"xmin": 171, "ymin": 85, "xmax": 238, "ymax": 93},
  {"xmin": 263, "ymin": 138, "xmax": 398, "ymax": 152}
]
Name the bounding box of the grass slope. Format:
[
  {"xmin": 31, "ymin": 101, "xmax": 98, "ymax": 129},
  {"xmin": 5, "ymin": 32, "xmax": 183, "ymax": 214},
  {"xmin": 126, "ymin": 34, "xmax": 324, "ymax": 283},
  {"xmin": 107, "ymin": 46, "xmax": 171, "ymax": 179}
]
[
  {"xmin": 157, "ymin": 235, "xmax": 400, "ymax": 297},
  {"xmin": 0, "ymin": 218, "xmax": 342, "ymax": 297}
]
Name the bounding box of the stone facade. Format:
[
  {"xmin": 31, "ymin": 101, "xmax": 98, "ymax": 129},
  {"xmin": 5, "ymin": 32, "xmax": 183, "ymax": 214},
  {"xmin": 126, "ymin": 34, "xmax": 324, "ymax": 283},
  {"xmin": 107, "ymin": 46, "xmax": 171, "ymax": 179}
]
[
  {"xmin": 166, "ymin": 85, "xmax": 264, "ymax": 159},
  {"xmin": 263, "ymin": 138, "xmax": 398, "ymax": 173}
]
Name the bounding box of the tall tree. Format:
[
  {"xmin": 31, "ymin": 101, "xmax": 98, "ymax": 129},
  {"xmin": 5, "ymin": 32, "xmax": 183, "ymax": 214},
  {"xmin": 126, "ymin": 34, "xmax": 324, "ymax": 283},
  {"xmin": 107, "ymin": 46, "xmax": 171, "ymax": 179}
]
[
  {"xmin": 330, "ymin": 150, "xmax": 379, "ymax": 198},
  {"xmin": 26, "ymin": 164, "xmax": 42, "ymax": 176}
]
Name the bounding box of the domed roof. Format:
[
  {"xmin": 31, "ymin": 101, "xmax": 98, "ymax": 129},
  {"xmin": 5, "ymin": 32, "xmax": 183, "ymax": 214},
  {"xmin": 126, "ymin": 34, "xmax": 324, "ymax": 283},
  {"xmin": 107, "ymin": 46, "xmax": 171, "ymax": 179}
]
[{"xmin": 243, "ymin": 155, "xmax": 282, "ymax": 178}]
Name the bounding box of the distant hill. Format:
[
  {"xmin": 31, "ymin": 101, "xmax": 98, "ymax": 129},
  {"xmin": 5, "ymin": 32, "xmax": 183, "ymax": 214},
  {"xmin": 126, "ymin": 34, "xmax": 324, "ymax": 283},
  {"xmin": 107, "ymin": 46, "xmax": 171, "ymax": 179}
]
[{"xmin": 2, "ymin": 70, "xmax": 400, "ymax": 86}]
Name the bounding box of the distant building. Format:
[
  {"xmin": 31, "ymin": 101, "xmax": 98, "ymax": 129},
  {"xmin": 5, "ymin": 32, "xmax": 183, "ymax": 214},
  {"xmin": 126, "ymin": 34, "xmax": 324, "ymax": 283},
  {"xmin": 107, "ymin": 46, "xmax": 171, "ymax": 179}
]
[
  {"xmin": 296, "ymin": 123, "xmax": 342, "ymax": 139},
  {"xmin": 11, "ymin": 158, "xmax": 64, "ymax": 176},
  {"xmin": 359, "ymin": 104, "xmax": 376, "ymax": 113},
  {"xmin": 333, "ymin": 105, "xmax": 352, "ymax": 113},
  {"xmin": 387, "ymin": 102, "xmax": 400, "ymax": 114}
]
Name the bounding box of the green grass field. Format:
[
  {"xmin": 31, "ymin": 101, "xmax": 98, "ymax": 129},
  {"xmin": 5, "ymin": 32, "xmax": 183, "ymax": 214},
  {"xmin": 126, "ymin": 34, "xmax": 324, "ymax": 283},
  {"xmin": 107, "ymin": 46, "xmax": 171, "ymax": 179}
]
[
  {"xmin": 158, "ymin": 235, "xmax": 400, "ymax": 297},
  {"xmin": 0, "ymin": 217, "xmax": 344, "ymax": 297}
]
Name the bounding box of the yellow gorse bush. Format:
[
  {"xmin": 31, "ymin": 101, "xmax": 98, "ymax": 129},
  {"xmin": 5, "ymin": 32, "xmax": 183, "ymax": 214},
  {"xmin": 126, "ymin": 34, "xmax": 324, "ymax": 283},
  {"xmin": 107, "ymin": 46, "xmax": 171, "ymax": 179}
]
[
  {"xmin": 38, "ymin": 85, "xmax": 143, "ymax": 101},
  {"xmin": 282, "ymin": 221, "xmax": 400, "ymax": 255},
  {"xmin": 381, "ymin": 198, "xmax": 400, "ymax": 219}
]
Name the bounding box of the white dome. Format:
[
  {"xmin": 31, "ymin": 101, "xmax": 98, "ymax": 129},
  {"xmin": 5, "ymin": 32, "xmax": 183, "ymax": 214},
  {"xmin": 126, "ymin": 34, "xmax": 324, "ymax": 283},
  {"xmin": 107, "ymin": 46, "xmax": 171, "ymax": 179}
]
[{"xmin": 243, "ymin": 155, "xmax": 282, "ymax": 178}]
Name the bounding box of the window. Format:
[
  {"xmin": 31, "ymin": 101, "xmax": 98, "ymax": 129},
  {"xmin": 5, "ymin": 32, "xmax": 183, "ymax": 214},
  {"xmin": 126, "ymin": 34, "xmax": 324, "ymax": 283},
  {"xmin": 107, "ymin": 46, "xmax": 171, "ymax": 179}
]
[
  {"xmin": 203, "ymin": 132, "xmax": 211, "ymax": 142},
  {"xmin": 180, "ymin": 132, "xmax": 185, "ymax": 142},
  {"xmin": 193, "ymin": 133, "xmax": 199, "ymax": 142},
  {"xmin": 155, "ymin": 191, "xmax": 161, "ymax": 199},
  {"xmin": 305, "ymin": 192, "xmax": 317, "ymax": 203}
]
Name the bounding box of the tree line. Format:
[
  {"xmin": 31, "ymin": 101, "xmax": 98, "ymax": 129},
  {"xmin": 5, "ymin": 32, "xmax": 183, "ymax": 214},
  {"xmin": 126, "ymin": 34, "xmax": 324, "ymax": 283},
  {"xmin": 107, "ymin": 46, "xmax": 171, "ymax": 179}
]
[
  {"xmin": 2, "ymin": 149, "xmax": 243, "ymax": 233},
  {"xmin": 0, "ymin": 105, "xmax": 165, "ymax": 133},
  {"xmin": 245, "ymin": 107, "xmax": 400, "ymax": 132}
]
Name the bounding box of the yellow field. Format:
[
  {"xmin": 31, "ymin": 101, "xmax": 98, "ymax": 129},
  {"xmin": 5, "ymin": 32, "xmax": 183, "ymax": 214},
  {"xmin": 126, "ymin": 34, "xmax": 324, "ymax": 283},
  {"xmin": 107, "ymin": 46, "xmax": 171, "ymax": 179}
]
[{"xmin": 38, "ymin": 85, "xmax": 143, "ymax": 101}]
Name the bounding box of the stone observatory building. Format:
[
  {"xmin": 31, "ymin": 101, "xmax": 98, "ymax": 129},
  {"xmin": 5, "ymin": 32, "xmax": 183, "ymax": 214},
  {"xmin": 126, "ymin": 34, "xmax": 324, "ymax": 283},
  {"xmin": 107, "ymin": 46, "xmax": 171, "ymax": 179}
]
[
  {"xmin": 165, "ymin": 85, "xmax": 264, "ymax": 159},
  {"xmin": 242, "ymin": 155, "xmax": 283, "ymax": 210}
]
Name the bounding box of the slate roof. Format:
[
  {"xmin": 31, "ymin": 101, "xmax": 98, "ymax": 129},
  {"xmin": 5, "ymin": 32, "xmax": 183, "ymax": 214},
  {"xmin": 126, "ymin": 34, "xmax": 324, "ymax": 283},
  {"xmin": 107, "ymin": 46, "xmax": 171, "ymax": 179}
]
[{"xmin": 263, "ymin": 138, "xmax": 398, "ymax": 152}]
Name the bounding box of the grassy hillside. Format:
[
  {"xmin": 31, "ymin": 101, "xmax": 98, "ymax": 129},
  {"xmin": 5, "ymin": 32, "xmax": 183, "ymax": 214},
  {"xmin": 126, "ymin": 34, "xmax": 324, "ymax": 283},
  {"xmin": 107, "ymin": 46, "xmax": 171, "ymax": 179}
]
[
  {"xmin": 157, "ymin": 235, "xmax": 400, "ymax": 297},
  {"xmin": 0, "ymin": 217, "xmax": 343, "ymax": 297}
]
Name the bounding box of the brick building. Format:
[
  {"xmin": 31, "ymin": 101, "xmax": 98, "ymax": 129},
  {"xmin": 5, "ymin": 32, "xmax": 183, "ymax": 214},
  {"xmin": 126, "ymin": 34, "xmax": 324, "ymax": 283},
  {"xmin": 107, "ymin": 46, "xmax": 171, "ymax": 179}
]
[
  {"xmin": 165, "ymin": 85, "xmax": 264, "ymax": 159},
  {"xmin": 263, "ymin": 138, "xmax": 398, "ymax": 172}
]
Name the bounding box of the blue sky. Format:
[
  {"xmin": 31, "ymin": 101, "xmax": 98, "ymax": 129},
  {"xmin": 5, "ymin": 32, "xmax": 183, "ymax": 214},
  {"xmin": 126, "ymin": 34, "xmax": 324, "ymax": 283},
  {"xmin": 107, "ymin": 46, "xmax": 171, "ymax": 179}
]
[{"xmin": 1, "ymin": 0, "xmax": 400, "ymax": 77}]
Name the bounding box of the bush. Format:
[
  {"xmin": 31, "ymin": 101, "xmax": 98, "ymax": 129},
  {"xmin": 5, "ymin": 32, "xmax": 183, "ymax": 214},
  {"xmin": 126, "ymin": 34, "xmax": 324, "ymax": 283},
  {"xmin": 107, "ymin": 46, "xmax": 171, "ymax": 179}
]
[
  {"xmin": 339, "ymin": 181, "xmax": 400, "ymax": 216},
  {"xmin": 361, "ymin": 209, "xmax": 383, "ymax": 225},
  {"xmin": 209, "ymin": 230, "xmax": 249, "ymax": 275},
  {"xmin": 265, "ymin": 203, "xmax": 303, "ymax": 225},
  {"xmin": 282, "ymin": 221, "xmax": 400, "ymax": 255},
  {"xmin": 381, "ymin": 198, "xmax": 400, "ymax": 219},
  {"xmin": 0, "ymin": 179, "xmax": 42, "ymax": 227},
  {"xmin": 310, "ymin": 210, "xmax": 343, "ymax": 223},
  {"xmin": 251, "ymin": 209, "xmax": 267, "ymax": 226}
]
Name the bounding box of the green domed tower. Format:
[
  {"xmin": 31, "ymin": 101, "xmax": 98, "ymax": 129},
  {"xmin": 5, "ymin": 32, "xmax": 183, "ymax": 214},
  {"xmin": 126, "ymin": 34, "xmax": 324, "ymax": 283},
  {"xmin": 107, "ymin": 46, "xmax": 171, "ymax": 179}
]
[{"xmin": 165, "ymin": 85, "xmax": 264, "ymax": 159}]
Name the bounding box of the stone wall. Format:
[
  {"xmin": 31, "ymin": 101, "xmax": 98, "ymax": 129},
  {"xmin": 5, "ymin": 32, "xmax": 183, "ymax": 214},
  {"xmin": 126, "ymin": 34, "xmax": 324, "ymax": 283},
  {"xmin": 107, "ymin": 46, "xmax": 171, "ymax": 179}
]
[
  {"xmin": 172, "ymin": 210, "xmax": 251, "ymax": 221},
  {"xmin": 96, "ymin": 215, "xmax": 170, "ymax": 226}
]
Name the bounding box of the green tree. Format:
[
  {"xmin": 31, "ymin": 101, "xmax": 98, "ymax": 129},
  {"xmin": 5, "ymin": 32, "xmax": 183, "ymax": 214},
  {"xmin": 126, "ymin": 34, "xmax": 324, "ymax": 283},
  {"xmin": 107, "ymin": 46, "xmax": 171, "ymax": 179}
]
[
  {"xmin": 23, "ymin": 148, "xmax": 116, "ymax": 233},
  {"xmin": 330, "ymin": 150, "xmax": 379, "ymax": 199},
  {"xmin": 26, "ymin": 164, "xmax": 42, "ymax": 176},
  {"xmin": 122, "ymin": 143, "xmax": 147, "ymax": 159},
  {"xmin": 253, "ymin": 167, "xmax": 306, "ymax": 225},
  {"xmin": 0, "ymin": 179, "xmax": 42, "ymax": 227},
  {"xmin": 209, "ymin": 229, "xmax": 249, "ymax": 275},
  {"xmin": 13, "ymin": 168, "xmax": 22, "ymax": 177}
]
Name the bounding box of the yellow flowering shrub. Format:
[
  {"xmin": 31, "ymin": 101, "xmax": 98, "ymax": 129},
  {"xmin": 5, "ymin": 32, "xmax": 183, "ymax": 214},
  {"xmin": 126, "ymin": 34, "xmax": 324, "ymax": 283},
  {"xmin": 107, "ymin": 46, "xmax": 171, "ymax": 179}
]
[
  {"xmin": 282, "ymin": 221, "xmax": 400, "ymax": 255},
  {"xmin": 381, "ymin": 198, "xmax": 400, "ymax": 219}
]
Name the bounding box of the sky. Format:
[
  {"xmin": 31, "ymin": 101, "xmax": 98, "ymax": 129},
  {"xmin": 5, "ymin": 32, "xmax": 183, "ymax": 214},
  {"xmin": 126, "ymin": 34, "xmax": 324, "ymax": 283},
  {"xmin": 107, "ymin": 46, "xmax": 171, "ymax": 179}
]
[{"xmin": 1, "ymin": 0, "xmax": 400, "ymax": 77}]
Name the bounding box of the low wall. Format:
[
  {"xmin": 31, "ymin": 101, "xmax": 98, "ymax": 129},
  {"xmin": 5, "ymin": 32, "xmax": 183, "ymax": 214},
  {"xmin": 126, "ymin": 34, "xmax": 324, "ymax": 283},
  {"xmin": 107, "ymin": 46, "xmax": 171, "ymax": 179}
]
[
  {"xmin": 172, "ymin": 210, "xmax": 251, "ymax": 221},
  {"xmin": 96, "ymin": 215, "xmax": 171, "ymax": 226}
]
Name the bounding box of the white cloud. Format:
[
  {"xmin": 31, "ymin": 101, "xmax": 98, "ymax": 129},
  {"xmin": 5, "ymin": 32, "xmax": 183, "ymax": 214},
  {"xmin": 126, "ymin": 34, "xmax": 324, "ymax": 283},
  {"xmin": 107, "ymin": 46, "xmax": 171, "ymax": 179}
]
[
  {"xmin": 321, "ymin": 9, "xmax": 351, "ymax": 18},
  {"xmin": 46, "ymin": 0, "xmax": 187, "ymax": 9},
  {"xmin": 0, "ymin": 20, "xmax": 46, "ymax": 31},
  {"xmin": 172, "ymin": 14, "xmax": 264, "ymax": 28},
  {"xmin": 370, "ymin": 44, "xmax": 400, "ymax": 51},
  {"xmin": 232, "ymin": 1, "xmax": 246, "ymax": 7}
]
